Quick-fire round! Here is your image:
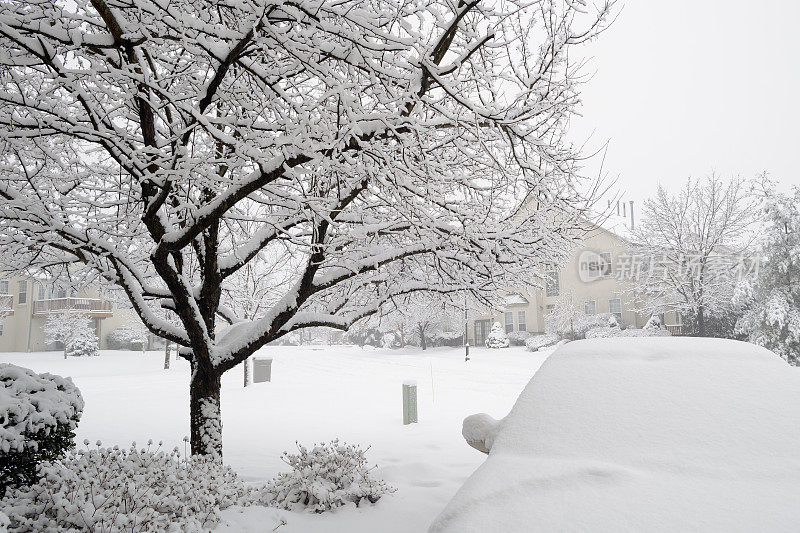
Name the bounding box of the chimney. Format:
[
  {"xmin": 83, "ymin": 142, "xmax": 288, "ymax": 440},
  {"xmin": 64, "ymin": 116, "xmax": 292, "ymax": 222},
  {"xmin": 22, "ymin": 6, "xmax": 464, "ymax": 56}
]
[{"xmin": 629, "ymin": 200, "xmax": 635, "ymax": 229}]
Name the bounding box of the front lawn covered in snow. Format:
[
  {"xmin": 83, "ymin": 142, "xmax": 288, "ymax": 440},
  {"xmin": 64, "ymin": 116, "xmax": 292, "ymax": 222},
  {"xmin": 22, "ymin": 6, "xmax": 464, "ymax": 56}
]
[
  {"xmin": 431, "ymin": 337, "xmax": 800, "ymax": 532},
  {"xmin": 0, "ymin": 345, "xmax": 550, "ymax": 532}
]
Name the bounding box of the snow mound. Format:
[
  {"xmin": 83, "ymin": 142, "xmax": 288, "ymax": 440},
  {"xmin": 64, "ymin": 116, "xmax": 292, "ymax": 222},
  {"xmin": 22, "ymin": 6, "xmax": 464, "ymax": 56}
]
[{"xmin": 430, "ymin": 337, "xmax": 800, "ymax": 532}]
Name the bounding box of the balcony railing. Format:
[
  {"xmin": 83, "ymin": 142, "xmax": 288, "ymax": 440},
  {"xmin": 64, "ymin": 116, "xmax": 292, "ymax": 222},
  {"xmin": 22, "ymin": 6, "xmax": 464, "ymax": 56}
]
[
  {"xmin": 0, "ymin": 294, "xmax": 13, "ymax": 316},
  {"xmin": 32, "ymin": 298, "xmax": 113, "ymax": 318}
]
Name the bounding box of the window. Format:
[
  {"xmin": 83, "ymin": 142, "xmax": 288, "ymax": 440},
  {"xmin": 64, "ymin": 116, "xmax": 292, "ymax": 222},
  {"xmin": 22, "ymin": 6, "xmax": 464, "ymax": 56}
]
[
  {"xmin": 37, "ymin": 283, "xmax": 46, "ymax": 301},
  {"xmin": 0, "ymin": 322, "xmax": 3, "ymax": 336},
  {"xmin": 504, "ymin": 312, "xmax": 514, "ymax": 333},
  {"xmin": 517, "ymin": 311, "xmax": 526, "ymax": 332},
  {"xmin": 585, "ymin": 300, "xmax": 596, "ymax": 315},
  {"xmin": 18, "ymin": 280, "xmax": 27, "ymax": 305},
  {"xmin": 55, "ymin": 287, "xmax": 67, "ymax": 299},
  {"xmin": 474, "ymin": 320, "xmax": 490, "ymax": 346},
  {"xmin": 599, "ymin": 252, "xmax": 613, "ymax": 277},
  {"xmin": 0, "ymin": 280, "xmax": 8, "ymax": 294},
  {"xmin": 608, "ymin": 298, "xmax": 622, "ymax": 321},
  {"xmin": 545, "ymin": 269, "xmax": 559, "ymax": 297}
]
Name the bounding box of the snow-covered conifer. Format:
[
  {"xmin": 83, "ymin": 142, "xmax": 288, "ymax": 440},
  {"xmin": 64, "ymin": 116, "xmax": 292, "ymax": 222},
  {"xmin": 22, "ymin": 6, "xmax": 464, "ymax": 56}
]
[{"xmin": 485, "ymin": 322, "xmax": 510, "ymax": 349}]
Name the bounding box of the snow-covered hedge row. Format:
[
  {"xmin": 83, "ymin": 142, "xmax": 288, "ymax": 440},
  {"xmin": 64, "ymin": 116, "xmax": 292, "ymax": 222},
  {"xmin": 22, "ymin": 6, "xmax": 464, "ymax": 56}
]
[
  {"xmin": 1, "ymin": 442, "xmax": 250, "ymax": 532},
  {"xmin": 525, "ymin": 333, "xmax": 559, "ymax": 352},
  {"xmin": 0, "ymin": 364, "xmax": 83, "ymax": 495},
  {"xmin": 507, "ymin": 331, "xmax": 532, "ymax": 346},
  {"xmin": 585, "ymin": 327, "xmax": 671, "ymax": 339},
  {"xmin": 258, "ymin": 439, "xmax": 395, "ymax": 513}
]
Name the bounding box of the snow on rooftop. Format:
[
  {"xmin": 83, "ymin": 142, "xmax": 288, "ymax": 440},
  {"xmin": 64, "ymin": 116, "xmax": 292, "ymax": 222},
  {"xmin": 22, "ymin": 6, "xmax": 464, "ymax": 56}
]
[
  {"xmin": 430, "ymin": 337, "xmax": 800, "ymax": 532},
  {"xmin": 503, "ymin": 293, "xmax": 529, "ymax": 306}
]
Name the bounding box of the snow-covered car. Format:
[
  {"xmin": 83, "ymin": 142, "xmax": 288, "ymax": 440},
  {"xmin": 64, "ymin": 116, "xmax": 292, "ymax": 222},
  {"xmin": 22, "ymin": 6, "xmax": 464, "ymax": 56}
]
[{"xmin": 430, "ymin": 337, "xmax": 800, "ymax": 532}]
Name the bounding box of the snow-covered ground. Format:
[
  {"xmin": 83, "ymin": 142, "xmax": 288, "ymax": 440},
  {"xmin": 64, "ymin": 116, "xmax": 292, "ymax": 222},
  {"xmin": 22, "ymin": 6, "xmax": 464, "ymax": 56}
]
[{"xmin": 0, "ymin": 345, "xmax": 551, "ymax": 532}]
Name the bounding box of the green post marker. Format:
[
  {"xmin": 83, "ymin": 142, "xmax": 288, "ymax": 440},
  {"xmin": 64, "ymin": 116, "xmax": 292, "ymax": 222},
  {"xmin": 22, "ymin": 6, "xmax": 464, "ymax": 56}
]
[
  {"xmin": 403, "ymin": 381, "xmax": 418, "ymax": 425},
  {"xmin": 252, "ymin": 356, "xmax": 273, "ymax": 383}
]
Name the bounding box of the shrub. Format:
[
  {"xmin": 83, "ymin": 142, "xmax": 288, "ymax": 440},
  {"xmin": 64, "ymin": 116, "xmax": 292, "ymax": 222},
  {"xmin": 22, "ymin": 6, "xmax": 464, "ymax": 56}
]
[
  {"xmin": 485, "ymin": 322, "xmax": 510, "ymax": 349},
  {"xmin": 507, "ymin": 331, "xmax": 532, "ymax": 346},
  {"xmin": 106, "ymin": 326, "xmax": 147, "ymax": 351},
  {"xmin": 0, "ymin": 365, "xmax": 83, "ymax": 496},
  {"xmin": 430, "ymin": 331, "xmax": 464, "ymax": 347},
  {"xmin": 66, "ymin": 329, "xmax": 99, "ymax": 357},
  {"xmin": 643, "ymin": 314, "xmax": 662, "ymax": 330},
  {"xmin": 525, "ymin": 333, "xmax": 559, "ymax": 352},
  {"xmin": 258, "ymin": 439, "xmax": 395, "ymax": 513},
  {"xmin": 547, "ymin": 313, "xmax": 612, "ymax": 340},
  {"xmin": 585, "ymin": 326, "xmax": 672, "ymax": 339},
  {"xmin": 1, "ymin": 441, "xmax": 251, "ymax": 532}
]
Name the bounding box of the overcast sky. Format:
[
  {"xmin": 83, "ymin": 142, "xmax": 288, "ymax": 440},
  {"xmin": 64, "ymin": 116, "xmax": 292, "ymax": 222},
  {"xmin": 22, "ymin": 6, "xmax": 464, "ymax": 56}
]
[{"xmin": 570, "ymin": 1, "xmax": 800, "ymax": 205}]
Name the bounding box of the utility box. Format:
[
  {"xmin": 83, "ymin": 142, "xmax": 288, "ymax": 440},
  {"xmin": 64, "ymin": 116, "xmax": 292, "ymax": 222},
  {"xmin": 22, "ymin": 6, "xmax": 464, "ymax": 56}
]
[
  {"xmin": 253, "ymin": 357, "xmax": 273, "ymax": 383},
  {"xmin": 403, "ymin": 381, "xmax": 418, "ymax": 425}
]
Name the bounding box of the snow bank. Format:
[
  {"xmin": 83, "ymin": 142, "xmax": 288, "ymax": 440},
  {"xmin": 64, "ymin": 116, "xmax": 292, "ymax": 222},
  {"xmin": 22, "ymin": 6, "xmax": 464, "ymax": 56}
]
[{"xmin": 430, "ymin": 338, "xmax": 800, "ymax": 532}]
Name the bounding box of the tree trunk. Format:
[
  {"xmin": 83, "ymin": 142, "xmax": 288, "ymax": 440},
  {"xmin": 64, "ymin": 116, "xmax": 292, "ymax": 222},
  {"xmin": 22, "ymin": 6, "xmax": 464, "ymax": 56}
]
[
  {"xmin": 189, "ymin": 363, "xmax": 223, "ymax": 459},
  {"xmin": 419, "ymin": 324, "xmax": 427, "ymax": 350},
  {"xmin": 164, "ymin": 340, "xmax": 171, "ymax": 370},
  {"xmin": 243, "ymin": 357, "xmax": 250, "ymax": 388},
  {"xmin": 697, "ymin": 306, "xmax": 705, "ymax": 337}
]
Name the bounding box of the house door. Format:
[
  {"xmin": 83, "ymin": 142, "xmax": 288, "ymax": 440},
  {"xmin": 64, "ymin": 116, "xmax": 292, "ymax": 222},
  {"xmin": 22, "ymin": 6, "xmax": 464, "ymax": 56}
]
[{"xmin": 474, "ymin": 320, "xmax": 490, "ymax": 347}]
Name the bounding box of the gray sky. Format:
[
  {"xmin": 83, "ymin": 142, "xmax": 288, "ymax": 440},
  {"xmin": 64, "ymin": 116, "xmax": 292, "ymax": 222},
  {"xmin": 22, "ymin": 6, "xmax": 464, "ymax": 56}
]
[{"xmin": 570, "ymin": 1, "xmax": 800, "ymax": 204}]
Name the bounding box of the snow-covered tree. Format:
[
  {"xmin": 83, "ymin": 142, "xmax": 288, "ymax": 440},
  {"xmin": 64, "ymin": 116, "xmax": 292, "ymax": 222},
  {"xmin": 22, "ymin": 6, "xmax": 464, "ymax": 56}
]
[
  {"xmin": 735, "ymin": 183, "xmax": 800, "ymax": 365},
  {"xmin": 629, "ymin": 174, "xmax": 758, "ymax": 336},
  {"xmin": 485, "ymin": 322, "xmax": 509, "ymax": 349},
  {"xmin": 375, "ymin": 293, "xmax": 462, "ymax": 350},
  {"xmin": 43, "ymin": 310, "xmax": 95, "ymax": 358},
  {"xmin": 0, "ymin": 296, "xmax": 11, "ymax": 333},
  {"xmin": 544, "ymin": 292, "xmax": 607, "ymax": 340},
  {"xmin": 0, "ymin": 0, "xmax": 612, "ymax": 457}
]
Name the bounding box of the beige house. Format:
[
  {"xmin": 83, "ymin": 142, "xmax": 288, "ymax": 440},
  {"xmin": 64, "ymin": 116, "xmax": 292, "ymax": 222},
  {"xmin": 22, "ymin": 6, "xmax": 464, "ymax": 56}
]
[
  {"xmin": 0, "ymin": 275, "xmax": 138, "ymax": 352},
  {"xmin": 469, "ymin": 216, "xmax": 682, "ymax": 346}
]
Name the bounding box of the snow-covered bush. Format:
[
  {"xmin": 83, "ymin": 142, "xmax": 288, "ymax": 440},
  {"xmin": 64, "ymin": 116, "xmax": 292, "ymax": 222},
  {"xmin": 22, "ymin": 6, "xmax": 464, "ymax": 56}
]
[
  {"xmin": 485, "ymin": 322, "xmax": 510, "ymax": 349},
  {"xmin": 342, "ymin": 327, "xmax": 384, "ymax": 348},
  {"xmin": 430, "ymin": 330, "xmax": 464, "ymax": 347},
  {"xmin": 1, "ymin": 441, "xmax": 250, "ymax": 532},
  {"xmin": 65, "ymin": 328, "xmax": 99, "ymax": 358},
  {"xmin": 507, "ymin": 331, "xmax": 532, "ymax": 346},
  {"xmin": 607, "ymin": 314, "xmax": 620, "ymax": 329},
  {"xmin": 585, "ymin": 326, "xmax": 671, "ymax": 339},
  {"xmin": 106, "ymin": 325, "xmax": 149, "ymax": 351},
  {"xmin": 0, "ymin": 365, "xmax": 83, "ymax": 495},
  {"xmin": 525, "ymin": 333, "xmax": 559, "ymax": 352},
  {"xmin": 258, "ymin": 440, "xmax": 395, "ymax": 513},
  {"xmin": 544, "ymin": 294, "xmax": 614, "ymax": 339},
  {"xmin": 643, "ymin": 314, "xmax": 662, "ymax": 330}
]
